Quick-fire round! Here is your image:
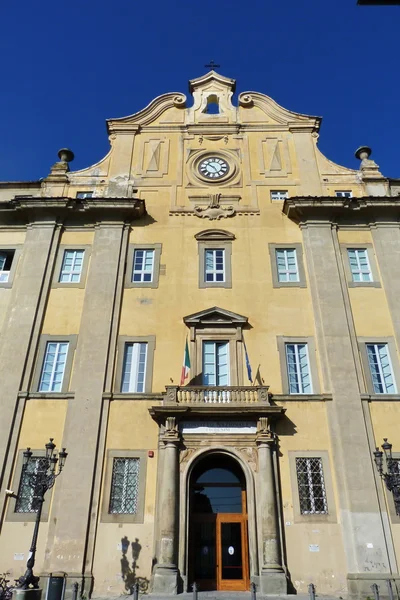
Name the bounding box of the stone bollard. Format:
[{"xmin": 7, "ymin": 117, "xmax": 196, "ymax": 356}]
[
  {"xmin": 133, "ymin": 582, "xmax": 139, "ymax": 600},
  {"xmin": 192, "ymin": 582, "xmax": 198, "ymax": 600},
  {"xmin": 371, "ymin": 584, "xmax": 380, "ymax": 600},
  {"xmin": 250, "ymin": 581, "xmax": 257, "ymax": 600}
]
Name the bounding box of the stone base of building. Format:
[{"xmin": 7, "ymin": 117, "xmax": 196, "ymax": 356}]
[
  {"xmin": 152, "ymin": 565, "xmax": 180, "ymax": 595},
  {"xmin": 12, "ymin": 589, "xmax": 42, "ymax": 600},
  {"xmin": 259, "ymin": 569, "xmax": 287, "ymax": 594},
  {"xmin": 347, "ymin": 573, "xmax": 400, "ymax": 599}
]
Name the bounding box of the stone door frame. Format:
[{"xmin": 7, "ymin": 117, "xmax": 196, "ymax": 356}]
[{"xmin": 179, "ymin": 446, "xmax": 259, "ymax": 591}]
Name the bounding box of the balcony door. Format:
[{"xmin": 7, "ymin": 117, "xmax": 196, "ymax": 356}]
[
  {"xmin": 189, "ymin": 454, "xmax": 249, "ymax": 591},
  {"xmin": 202, "ymin": 341, "xmax": 230, "ymax": 402}
]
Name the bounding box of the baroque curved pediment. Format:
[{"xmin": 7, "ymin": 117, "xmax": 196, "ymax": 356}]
[
  {"xmin": 107, "ymin": 92, "xmax": 187, "ymax": 132},
  {"xmin": 238, "ymin": 91, "xmax": 321, "ymax": 131}
]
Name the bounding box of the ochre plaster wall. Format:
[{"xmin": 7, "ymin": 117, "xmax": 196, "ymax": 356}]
[
  {"xmin": 277, "ymin": 402, "xmax": 347, "ymax": 595},
  {"xmin": 92, "ymin": 401, "xmax": 159, "ymax": 597},
  {"xmin": 0, "ymin": 401, "xmax": 67, "ymax": 579}
]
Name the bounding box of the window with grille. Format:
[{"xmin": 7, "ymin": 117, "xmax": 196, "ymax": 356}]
[
  {"xmin": 38, "ymin": 342, "xmax": 69, "ymax": 392},
  {"xmin": 285, "ymin": 343, "xmax": 312, "ymax": 394},
  {"xmin": 366, "ymin": 343, "xmax": 397, "ymax": 394},
  {"xmin": 270, "ymin": 190, "xmax": 288, "ymax": 201},
  {"xmin": 59, "ymin": 250, "xmax": 85, "ymax": 283},
  {"xmin": 109, "ymin": 458, "xmax": 140, "ymax": 514},
  {"xmin": 121, "ymin": 342, "xmax": 148, "ymax": 393},
  {"xmin": 132, "ymin": 249, "xmax": 154, "ymax": 283},
  {"xmin": 335, "ymin": 191, "xmax": 352, "ymax": 198},
  {"xmin": 276, "ymin": 248, "xmax": 299, "ymax": 283},
  {"xmin": 205, "ymin": 249, "xmax": 225, "ymax": 282},
  {"xmin": 15, "ymin": 457, "xmax": 47, "ymax": 513},
  {"xmin": 296, "ymin": 457, "xmax": 328, "ymax": 514},
  {"xmin": 347, "ymin": 249, "xmax": 372, "ymax": 282},
  {"xmin": 0, "ymin": 250, "xmax": 15, "ymax": 283}
]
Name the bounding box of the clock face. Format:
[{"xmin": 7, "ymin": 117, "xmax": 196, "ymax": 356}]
[{"xmin": 198, "ymin": 157, "xmax": 229, "ymax": 179}]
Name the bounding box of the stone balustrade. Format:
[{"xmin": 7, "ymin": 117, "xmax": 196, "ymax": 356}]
[{"xmin": 164, "ymin": 385, "xmax": 270, "ymax": 405}]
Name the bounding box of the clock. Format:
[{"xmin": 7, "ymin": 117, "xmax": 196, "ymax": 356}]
[{"xmin": 198, "ymin": 157, "xmax": 229, "ymax": 180}]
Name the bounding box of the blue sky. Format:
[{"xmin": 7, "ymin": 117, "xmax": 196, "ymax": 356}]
[{"xmin": 0, "ymin": 0, "xmax": 398, "ymax": 182}]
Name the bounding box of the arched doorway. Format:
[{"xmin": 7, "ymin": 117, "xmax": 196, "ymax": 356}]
[{"xmin": 188, "ymin": 454, "xmax": 249, "ymax": 591}]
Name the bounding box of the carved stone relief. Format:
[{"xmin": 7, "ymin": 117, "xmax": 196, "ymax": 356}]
[{"xmin": 194, "ymin": 193, "xmax": 235, "ymax": 220}]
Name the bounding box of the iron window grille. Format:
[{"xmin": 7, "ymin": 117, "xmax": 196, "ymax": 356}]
[
  {"xmin": 296, "ymin": 457, "xmax": 328, "ymax": 514},
  {"xmin": 15, "ymin": 457, "xmax": 48, "ymax": 513},
  {"xmin": 109, "ymin": 458, "xmax": 140, "ymax": 514}
]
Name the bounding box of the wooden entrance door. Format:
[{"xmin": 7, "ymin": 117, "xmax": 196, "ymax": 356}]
[
  {"xmin": 189, "ymin": 454, "xmax": 250, "ymax": 591},
  {"xmin": 217, "ymin": 514, "xmax": 249, "ymax": 591},
  {"xmin": 190, "ymin": 513, "xmax": 249, "ymax": 591}
]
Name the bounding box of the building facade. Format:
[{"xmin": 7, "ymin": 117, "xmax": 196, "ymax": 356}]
[{"xmin": 1, "ymin": 71, "xmax": 400, "ymax": 599}]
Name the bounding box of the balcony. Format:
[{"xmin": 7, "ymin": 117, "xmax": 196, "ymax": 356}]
[{"xmin": 164, "ymin": 385, "xmax": 270, "ymax": 405}]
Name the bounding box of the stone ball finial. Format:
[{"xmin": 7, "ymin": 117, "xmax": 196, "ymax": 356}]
[
  {"xmin": 355, "ymin": 146, "xmax": 372, "ymax": 161},
  {"xmin": 58, "ymin": 148, "xmax": 74, "ymax": 163}
]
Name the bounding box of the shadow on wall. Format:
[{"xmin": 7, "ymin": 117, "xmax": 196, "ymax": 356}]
[{"xmin": 120, "ymin": 536, "xmax": 150, "ymax": 595}]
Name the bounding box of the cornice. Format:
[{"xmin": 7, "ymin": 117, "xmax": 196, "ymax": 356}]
[
  {"xmin": 283, "ymin": 195, "xmax": 400, "ymax": 225},
  {"xmin": 0, "ymin": 196, "xmax": 146, "ymax": 226}
]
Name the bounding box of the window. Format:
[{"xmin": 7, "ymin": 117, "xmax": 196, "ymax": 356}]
[
  {"xmin": 101, "ymin": 450, "xmax": 147, "ymax": 523},
  {"xmin": 295, "ymin": 457, "xmax": 328, "ymax": 514},
  {"xmin": 205, "ymin": 249, "xmax": 225, "ymax": 283},
  {"xmin": 59, "ymin": 249, "xmax": 85, "ymax": 283},
  {"xmin": 196, "ymin": 230, "xmax": 234, "ymax": 289},
  {"xmin": 271, "ymin": 190, "xmax": 288, "ymax": 201},
  {"xmin": 285, "ymin": 343, "xmax": 312, "ymax": 394},
  {"xmin": 132, "ymin": 249, "xmax": 154, "ymax": 283},
  {"xmin": 76, "ymin": 191, "xmax": 93, "ymax": 199},
  {"xmin": 202, "ymin": 341, "xmax": 230, "ymax": 386},
  {"xmin": 109, "ymin": 457, "xmax": 140, "ymax": 514},
  {"xmin": 15, "ymin": 457, "xmax": 48, "ymax": 513},
  {"xmin": 335, "ymin": 191, "xmax": 352, "ymax": 198},
  {"xmin": 38, "ymin": 342, "xmax": 69, "ymax": 392},
  {"xmin": 269, "ymin": 244, "xmax": 306, "ymax": 288},
  {"xmin": 125, "ymin": 244, "xmax": 162, "ymax": 289},
  {"xmin": 347, "ymin": 248, "xmax": 372, "ymax": 282},
  {"xmin": 366, "ymin": 343, "xmax": 397, "ymax": 394},
  {"xmin": 276, "ymin": 248, "xmax": 299, "ymax": 283},
  {"xmin": 121, "ymin": 342, "xmax": 148, "ymax": 393},
  {"xmin": 340, "ymin": 244, "xmax": 380, "ymax": 288},
  {"xmin": 0, "ymin": 250, "xmax": 15, "ymax": 283}
]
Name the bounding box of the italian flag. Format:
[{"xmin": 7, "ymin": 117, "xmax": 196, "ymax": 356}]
[{"xmin": 180, "ymin": 338, "xmax": 191, "ymax": 386}]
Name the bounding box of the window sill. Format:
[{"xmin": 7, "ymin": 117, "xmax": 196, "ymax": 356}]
[
  {"xmin": 18, "ymin": 392, "xmax": 75, "ymax": 400},
  {"xmin": 104, "ymin": 392, "xmax": 164, "ymax": 401},
  {"xmin": 348, "ymin": 281, "xmax": 381, "ymax": 288},
  {"xmin": 272, "ymin": 394, "xmax": 332, "ymax": 402},
  {"xmin": 361, "ymin": 394, "xmax": 400, "ymax": 402}
]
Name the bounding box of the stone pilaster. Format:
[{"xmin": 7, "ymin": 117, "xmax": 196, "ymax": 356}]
[
  {"xmin": 302, "ymin": 222, "xmax": 394, "ymax": 595},
  {"xmin": 256, "ymin": 419, "xmax": 286, "ymax": 594},
  {"xmin": 152, "ymin": 417, "xmax": 181, "ymax": 594},
  {"xmin": 42, "ymin": 223, "xmax": 127, "ymax": 582},
  {"xmin": 0, "ymin": 222, "xmax": 60, "ymax": 508}
]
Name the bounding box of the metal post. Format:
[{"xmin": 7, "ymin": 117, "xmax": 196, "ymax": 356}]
[
  {"xmin": 192, "ymin": 582, "xmax": 198, "ymax": 600},
  {"xmin": 371, "ymin": 583, "xmax": 380, "ymax": 600},
  {"xmin": 72, "ymin": 582, "xmax": 79, "ymax": 600},
  {"xmin": 133, "ymin": 582, "xmax": 139, "ymax": 600},
  {"xmin": 250, "ymin": 581, "xmax": 257, "ymax": 600},
  {"xmin": 308, "ymin": 583, "xmax": 316, "ymax": 600},
  {"xmin": 387, "ymin": 580, "xmax": 394, "ymax": 600}
]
